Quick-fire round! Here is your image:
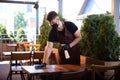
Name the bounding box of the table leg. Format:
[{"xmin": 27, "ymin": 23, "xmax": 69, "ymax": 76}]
[
  {"xmin": 27, "ymin": 74, "xmax": 32, "ymax": 80},
  {"xmin": 15, "ymin": 60, "xmax": 17, "ymax": 66},
  {"xmin": 15, "ymin": 46, "xmax": 17, "ymax": 51}
]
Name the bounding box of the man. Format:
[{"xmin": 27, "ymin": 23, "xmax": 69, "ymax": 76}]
[{"xmin": 42, "ymin": 11, "xmax": 81, "ymax": 65}]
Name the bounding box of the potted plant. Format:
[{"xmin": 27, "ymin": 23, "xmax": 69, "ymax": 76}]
[
  {"xmin": 37, "ymin": 13, "xmax": 51, "ymax": 50},
  {"xmin": 80, "ymin": 12, "xmax": 120, "ymax": 62},
  {"xmin": 80, "ymin": 12, "xmax": 120, "ymax": 80}
]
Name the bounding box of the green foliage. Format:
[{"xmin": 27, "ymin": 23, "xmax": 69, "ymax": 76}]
[
  {"xmin": 9, "ymin": 28, "xmax": 27, "ymax": 43},
  {"xmin": 9, "ymin": 31, "xmax": 16, "ymax": 43},
  {"xmin": 14, "ymin": 11, "xmax": 27, "ymax": 30},
  {"xmin": 0, "ymin": 24, "xmax": 7, "ymax": 34},
  {"xmin": 0, "ymin": 24, "xmax": 10, "ymax": 43},
  {"xmin": 38, "ymin": 14, "xmax": 51, "ymax": 50},
  {"xmin": 0, "ymin": 24, "xmax": 27, "ymax": 43},
  {"xmin": 15, "ymin": 28, "xmax": 27, "ymax": 42},
  {"xmin": 80, "ymin": 13, "xmax": 120, "ymax": 61}
]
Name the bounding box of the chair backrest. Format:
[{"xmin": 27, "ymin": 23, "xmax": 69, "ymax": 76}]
[
  {"xmin": 61, "ymin": 70, "xmax": 87, "ymax": 80},
  {"xmin": 24, "ymin": 44, "xmax": 40, "ymax": 51},
  {"xmin": 91, "ymin": 64, "xmax": 120, "ymax": 80},
  {"xmin": 7, "ymin": 44, "xmax": 17, "ymax": 51},
  {"xmin": 10, "ymin": 51, "xmax": 32, "ymax": 70},
  {"xmin": 33, "ymin": 51, "xmax": 44, "ymax": 59},
  {"xmin": 32, "ymin": 51, "xmax": 44, "ymax": 64},
  {"xmin": 17, "ymin": 42, "xmax": 30, "ymax": 51},
  {"xmin": 11, "ymin": 51, "xmax": 31, "ymax": 60}
]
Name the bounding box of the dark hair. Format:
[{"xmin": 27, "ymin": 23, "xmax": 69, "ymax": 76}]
[{"xmin": 47, "ymin": 11, "xmax": 58, "ymax": 22}]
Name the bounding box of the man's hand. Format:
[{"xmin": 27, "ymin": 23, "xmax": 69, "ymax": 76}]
[{"xmin": 62, "ymin": 44, "xmax": 70, "ymax": 50}]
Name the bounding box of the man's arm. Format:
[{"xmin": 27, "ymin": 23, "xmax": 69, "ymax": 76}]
[
  {"xmin": 42, "ymin": 41, "xmax": 53, "ymax": 63},
  {"xmin": 69, "ymin": 30, "xmax": 81, "ymax": 48}
]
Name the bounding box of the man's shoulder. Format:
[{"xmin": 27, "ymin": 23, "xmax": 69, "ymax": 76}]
[{"xmin": 64, "ymin": 21, "xmax": 73, "ymax": 25}]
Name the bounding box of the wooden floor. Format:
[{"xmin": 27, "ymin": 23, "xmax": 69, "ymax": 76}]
[{"xmin": 0, "ymin": 61, "xmax": 22, "ymax": 80}]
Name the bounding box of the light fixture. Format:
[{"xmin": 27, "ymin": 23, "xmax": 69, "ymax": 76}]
[{"xmin": 34, "ymin": 2, "xmax": 39, "ymax": 9}]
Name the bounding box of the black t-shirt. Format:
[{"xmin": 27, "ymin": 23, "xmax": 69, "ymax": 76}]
[{"xmin": 48, "ymin": 21, "xmax": 78, "ymax": 42}]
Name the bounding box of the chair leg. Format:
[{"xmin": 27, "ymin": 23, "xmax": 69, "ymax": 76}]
[
  {"xmin": 7, "ymin": 71, "xmax": 10, "ymax": 80},
  {"xmin": 27, "ymin": 74, "xmax": 32, "ymax": 80},
  {"xmin": 32, "ymin": 75, "xmax": 35, "ymax": 80},
  {"xmin": 10, "ymin": 72, "xmax": 12, "ymax": 80},
  {"xmin": 20, "ymin": 71, "xmax": 25, "ymax": 80},
  {"xmin": 21, "ymin": 74, "xmax": 25, "ymax": 80},
  {"xmin": 7, "ymin": 71, "xmax": 12, "ymax": 80},
  {"xmin": 92, "ymin": 70, "xmax": 95, "ymax": 80}
]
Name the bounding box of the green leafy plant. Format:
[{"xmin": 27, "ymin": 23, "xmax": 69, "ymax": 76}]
[
  {"xmin": 80, "ymin": 12, "xmax": 120, "ymax": 61},
  {"xmin": 9, "ymin": 28, "xmax": 27, "ymax": 43},
  {"xmin": 0, "ymin": 24, "xmax": 7, "ymax": 34},
  {"xmin": 9, "ymin": 31, "xmax": 16, "ymax": 43},
  {"xmin": 0, "ymin": 24, "xmax": 10, "ymax": 43},
  {"xmin": 37, "ymin": 14, "xmax": 51, "ymax": 50},
  {"xmin": 15, "ymin": 28, "xmax": 27, "ymax": 42}
]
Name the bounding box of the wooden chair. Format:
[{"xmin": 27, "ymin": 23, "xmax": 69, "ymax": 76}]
[
  {"xmin": 40, "ymin": 72, "xmax": 62, "ymax": 80},
  {"xmin": 24, "ymin": 44, "xmax": 40, "ymax": 51},
  {"xmin": 32, "ymin": 51, "xmax": 44, "ymax": 65},
  {"xmin": 17, "ymin": 42, "xmax": 30, "ymax": 51},
  {"xmin": 7, "ymin": 51, "xmax": 32, "ymax": 80},
  {"xmin": 60, "ymin": 68, "xmax": 87, "ymax": 80},
  {"xmin": 91, "ymin": 64, "xmax": 120, "ymax": 80},
  {"xmin": 24, "ymin": 44, "xmax": 42, "ymax": 64}
]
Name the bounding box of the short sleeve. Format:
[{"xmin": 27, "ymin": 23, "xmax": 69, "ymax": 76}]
[
  {"xmin": 64, "ymin": 21, "xmax": 78, "ymax": 34},
  {"xmin": 48, "ymin": 29, "xmax": 58, "ymax": 42}
]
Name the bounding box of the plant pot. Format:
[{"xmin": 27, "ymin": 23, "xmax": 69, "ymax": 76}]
[{"xmin": 104, "ymin": 61, "xmax": 120, "ymax": 80}]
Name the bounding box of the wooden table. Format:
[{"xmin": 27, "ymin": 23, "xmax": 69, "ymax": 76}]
[
  {"xmin": 2, "ymin": 51, "xmax": 44, "ymax": 56},
  {"xmin": 22, "ymin": 64, "xmax": 86, "ymax": 80},
  {"xmin": 2, "ymin": 51, "xmax": 31, "ymax": 57}
]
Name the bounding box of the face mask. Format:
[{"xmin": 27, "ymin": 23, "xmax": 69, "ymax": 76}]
[{"xmin": 51, "ymin": 23, "xmax": 58, "ymax": 30}]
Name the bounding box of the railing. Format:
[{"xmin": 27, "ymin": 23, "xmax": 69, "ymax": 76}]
[
  {"xmin": 0, "ymin": 34, "xmax": 41, "ymax": 60},
  {"xmin": 0, "ymin": 34, "xmax": 28, "ymax": 43},
  {"xmin": 0, "ymin": 35, "xmax": 2, "ymax": 60},
  {"xmin": 0, "ymin": 34, "xmax": 28, "ymax": 60}
]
